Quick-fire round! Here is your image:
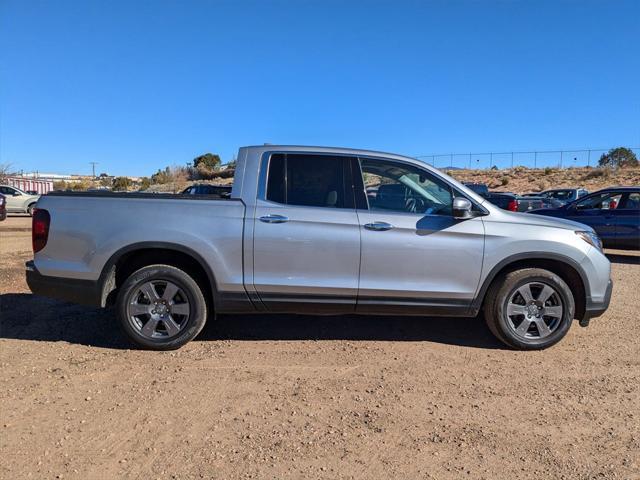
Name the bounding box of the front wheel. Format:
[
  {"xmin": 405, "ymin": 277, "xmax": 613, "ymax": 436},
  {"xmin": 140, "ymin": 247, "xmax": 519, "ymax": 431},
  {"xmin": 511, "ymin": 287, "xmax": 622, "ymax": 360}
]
[
  {"xmin": 116, "ymin": 264, "xmax": 208, "ymax": 350},
  {"xmin": 484, "ymin": 268, "xmax": 575, "ymax": 350}
]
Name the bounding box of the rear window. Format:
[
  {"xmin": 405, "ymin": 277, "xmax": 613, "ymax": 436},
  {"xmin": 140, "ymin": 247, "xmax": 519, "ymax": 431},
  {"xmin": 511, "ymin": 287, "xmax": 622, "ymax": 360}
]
[{"xmin": 266, "ymin": 153, "xmax": 352, "ymax": 209}]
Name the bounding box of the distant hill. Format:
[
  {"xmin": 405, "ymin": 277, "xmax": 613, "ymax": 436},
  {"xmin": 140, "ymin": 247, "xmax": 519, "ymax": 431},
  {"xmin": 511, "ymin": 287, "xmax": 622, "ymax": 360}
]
[{"xmin": 446, "ymin": 166, "xmax": 640, "ymax": 194}]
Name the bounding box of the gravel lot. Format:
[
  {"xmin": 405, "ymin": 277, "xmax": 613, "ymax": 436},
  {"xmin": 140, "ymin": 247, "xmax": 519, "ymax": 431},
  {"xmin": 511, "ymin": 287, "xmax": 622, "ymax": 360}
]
[{"xmin": 1, "ymin": 216, "xmax": 639, "ymax": 479}]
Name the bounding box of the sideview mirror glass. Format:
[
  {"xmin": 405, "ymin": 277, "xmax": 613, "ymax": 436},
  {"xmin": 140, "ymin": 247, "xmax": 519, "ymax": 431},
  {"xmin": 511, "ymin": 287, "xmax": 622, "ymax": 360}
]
[{"xmin": 452, "ymin": 197, "xmax": 473, "ymax": 219}]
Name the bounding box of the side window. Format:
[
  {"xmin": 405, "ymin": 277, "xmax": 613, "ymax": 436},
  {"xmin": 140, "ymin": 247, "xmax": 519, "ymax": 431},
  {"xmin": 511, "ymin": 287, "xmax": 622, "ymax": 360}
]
[
  {"xmin": 576, "ymin": 192, "xmax": 622, "ymax": 210},
  {"xmin": 622, "ymin": 193, "xmax": 640, "ymax": 210},
  {"xmin": 359, "ymin": 158, "xmax": 453, "ymax": 215},
  {"xmin": 265, "ymin": 153, "xmax": 351, "ymax": 209}
]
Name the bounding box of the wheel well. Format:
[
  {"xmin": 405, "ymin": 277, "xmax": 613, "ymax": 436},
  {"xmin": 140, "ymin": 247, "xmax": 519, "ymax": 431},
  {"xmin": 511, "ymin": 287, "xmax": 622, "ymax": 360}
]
[
  {"xmin": 103, "ymin": 248, "xmax": 214, "ymax": 307},
  {"xmin": 481, "ymin": 259, "xmax": 586, "ymax": 320}
]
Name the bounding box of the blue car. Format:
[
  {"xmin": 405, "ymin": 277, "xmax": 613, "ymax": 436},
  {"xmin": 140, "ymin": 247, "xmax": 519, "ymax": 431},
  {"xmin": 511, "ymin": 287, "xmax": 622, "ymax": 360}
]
[{"xmin": 528, "ymin": 186, "xmax": 640, "ymax": 250}]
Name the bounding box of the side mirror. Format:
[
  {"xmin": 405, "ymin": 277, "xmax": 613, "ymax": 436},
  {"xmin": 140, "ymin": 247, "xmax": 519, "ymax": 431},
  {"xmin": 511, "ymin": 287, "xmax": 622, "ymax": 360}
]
[
  {"xmin": 12, "ymin": 191, "xmax": 21, "ymax": 196},
  {"xmin": 452, "ymin": 197, "xmax": 473, "ymax": 219}
]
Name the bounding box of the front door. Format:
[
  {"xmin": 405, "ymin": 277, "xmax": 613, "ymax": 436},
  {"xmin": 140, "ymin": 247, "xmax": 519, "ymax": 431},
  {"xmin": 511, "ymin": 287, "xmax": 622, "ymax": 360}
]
[
  {"xmin": 565, "ymin": 191, "xmax": 623, "ymax": 244},
  {"xmin": 354, "ymin": 157, "xmax": 485, "ymax": 314},
  {"xmin": 252, "ymin": 153, "xmax": 361, "ymax": 313}
]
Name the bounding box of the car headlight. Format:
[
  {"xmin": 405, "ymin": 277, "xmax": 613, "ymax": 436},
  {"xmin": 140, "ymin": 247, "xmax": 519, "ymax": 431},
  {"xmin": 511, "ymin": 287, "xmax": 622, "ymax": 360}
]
[{"xmin": 576, "ymin": 230, "xmax": 603, "ymax": 252}]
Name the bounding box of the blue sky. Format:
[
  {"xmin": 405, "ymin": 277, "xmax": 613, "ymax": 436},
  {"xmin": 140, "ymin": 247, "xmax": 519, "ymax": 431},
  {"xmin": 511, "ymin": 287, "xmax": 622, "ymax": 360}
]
[{"xmin": 1, "ymin": 0, "xmax": 639, "ymax": 176}]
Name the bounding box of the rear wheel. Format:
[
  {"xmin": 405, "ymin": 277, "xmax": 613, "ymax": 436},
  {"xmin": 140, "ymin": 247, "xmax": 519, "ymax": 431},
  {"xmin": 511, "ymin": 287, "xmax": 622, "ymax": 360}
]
[
  {"xmin": 484, "ymin": 268, "xmax": 574, "ymax": 350},
  {"xmin": 116, "ymin": 264, "xmax": 208, "ymax": 350}
]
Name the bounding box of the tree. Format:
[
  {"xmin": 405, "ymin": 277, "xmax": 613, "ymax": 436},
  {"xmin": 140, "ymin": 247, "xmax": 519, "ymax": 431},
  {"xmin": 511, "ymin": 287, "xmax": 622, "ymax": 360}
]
[
  {"xmin": 112, "ymin": 176, "xmax": 132, "ymax": 191},
  {"xmin": 139, "ymin": 177, "xmax": 152, "ymax": 190},
  {"xmin": 151, "ymin": 167, "xmax": 172, "ymax": 184},
  {"xmin": 192, "ymin": 153, "xmax": 221, "ymax": 170},
  {"xmin": 598, "ymin": 147, "xmax": 638, "ymax": 168},
  {"xmin": 0, "ymin": 163, "xmax": 14, "ymax": 183}
]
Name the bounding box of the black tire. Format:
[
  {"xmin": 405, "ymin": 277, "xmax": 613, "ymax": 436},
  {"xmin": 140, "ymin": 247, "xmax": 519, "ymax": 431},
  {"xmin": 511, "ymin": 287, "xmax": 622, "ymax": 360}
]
[
  {"xmin": 484, "ymin": 268, "xmax": 575, "ymax": 350},
  {"xmin": 116, "ymin": 264, "xmax": 208, "ymax": 350}
]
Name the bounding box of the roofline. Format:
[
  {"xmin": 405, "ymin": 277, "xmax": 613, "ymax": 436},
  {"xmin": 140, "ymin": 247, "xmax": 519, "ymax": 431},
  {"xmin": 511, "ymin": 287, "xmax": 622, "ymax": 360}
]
[{"xmin": 241, "ymin": 144, "xmax": 420, "ymax": 162}]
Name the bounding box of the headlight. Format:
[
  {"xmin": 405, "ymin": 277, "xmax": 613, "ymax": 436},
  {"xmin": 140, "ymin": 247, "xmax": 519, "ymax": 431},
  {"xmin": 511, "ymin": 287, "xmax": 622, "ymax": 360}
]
[{"xmin": 576, "ymin": 230, "xmax": 603, "ymax": 252}]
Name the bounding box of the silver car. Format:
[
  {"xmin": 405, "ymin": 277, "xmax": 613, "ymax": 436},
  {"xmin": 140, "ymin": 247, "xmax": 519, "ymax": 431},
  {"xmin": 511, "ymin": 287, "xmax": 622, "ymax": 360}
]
[
  {"xmin": 26, "ymin": 146, "xmax": 612, "ymax": 350},
  {"xmin": 0, "ymin": 185, "xmax": 40, "ymax": 215}
]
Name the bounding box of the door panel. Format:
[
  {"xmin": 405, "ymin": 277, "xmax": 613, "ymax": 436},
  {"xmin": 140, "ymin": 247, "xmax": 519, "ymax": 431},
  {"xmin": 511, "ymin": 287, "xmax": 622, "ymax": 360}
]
[
  {"xmin": 253, "ymin": 201, "xmax": 360, "ymax": 311},
  {"xmin": 356, "ymin": 211, "xmax": 485, "ymax": 312},
  {"xmin": 565, "ymin": 209, "xmax": 616, "ymax": 240}
]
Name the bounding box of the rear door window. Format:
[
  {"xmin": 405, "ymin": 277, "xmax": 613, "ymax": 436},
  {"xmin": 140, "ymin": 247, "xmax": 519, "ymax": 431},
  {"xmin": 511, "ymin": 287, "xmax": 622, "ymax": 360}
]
[{"xmin": 265, "ymin": 153, "xmax": 353, "ymax": 209}]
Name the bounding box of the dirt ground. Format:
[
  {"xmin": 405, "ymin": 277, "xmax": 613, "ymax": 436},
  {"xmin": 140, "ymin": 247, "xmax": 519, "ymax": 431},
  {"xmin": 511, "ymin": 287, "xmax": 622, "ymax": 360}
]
[{"xmin": 1, "ymin": 216, "xmax": 639, "ymax": 480}]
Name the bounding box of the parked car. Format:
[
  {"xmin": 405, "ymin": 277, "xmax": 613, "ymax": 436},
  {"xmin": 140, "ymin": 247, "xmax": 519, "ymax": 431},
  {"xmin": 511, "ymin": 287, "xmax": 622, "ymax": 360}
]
[
  {"xmin": 463, "ymin": 183, "xmax": 558, "ymax": 211},
  {"xmin": 27, "ymin": 145, "xmax": 612, "ymax": 351},
  {"xmin": 0, "ymin": 185, "xmax": 40, "ymax": 215},
  {"xmin": 531, "ymin": 188, "xmax": 589, "ymax": 205},
  {"xmin": 0, "ymin": 193, "xmax": 6, "ymax": 221},
  {"xmin": 528, "ymin": 187, "xmax": 640, "ymax": 250},
  {"xmin": 181, "ymin": 184, "xmax": 232, "ymax": 198}
]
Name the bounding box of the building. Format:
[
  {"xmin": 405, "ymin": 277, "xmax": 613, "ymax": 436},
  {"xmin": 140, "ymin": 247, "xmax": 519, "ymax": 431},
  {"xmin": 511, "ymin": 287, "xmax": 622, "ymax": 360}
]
[{"xmin": 5, "ymin": 175, "xmax": 54, "ymax": 194}]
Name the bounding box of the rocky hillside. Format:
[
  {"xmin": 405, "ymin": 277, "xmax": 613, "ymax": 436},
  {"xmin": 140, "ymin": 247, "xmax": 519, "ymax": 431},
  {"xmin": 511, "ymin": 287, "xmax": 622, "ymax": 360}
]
[{"xmin": 447, "ymin": 166, "xmax": 639, "ymax": 194}]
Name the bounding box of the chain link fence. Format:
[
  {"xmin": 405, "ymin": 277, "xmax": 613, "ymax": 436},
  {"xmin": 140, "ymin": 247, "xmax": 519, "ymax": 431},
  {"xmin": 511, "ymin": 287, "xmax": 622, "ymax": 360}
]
[{"xmin": 415, "ymin": 147, "xmax": 640, "ymax": 170}]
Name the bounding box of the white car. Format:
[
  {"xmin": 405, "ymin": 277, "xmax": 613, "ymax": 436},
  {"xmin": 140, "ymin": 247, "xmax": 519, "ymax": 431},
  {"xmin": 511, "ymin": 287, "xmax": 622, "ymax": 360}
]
[{"xmin": 0, "ymin": 185, "xmax": 40, "ymax": 215}]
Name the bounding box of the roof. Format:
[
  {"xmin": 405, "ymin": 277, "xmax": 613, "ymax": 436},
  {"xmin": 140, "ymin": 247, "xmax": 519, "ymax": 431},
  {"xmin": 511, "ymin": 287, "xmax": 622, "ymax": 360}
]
[
  {"xmin": 243, "ymin": 144, "xmax": 419, "ymax": 163},
  {"xmin": 597, "ymin": 186, "xmax": 640, "ymax": 191}
]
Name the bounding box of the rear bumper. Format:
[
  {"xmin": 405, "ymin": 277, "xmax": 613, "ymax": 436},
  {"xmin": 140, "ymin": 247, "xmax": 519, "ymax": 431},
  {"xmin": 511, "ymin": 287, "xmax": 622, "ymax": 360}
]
[
  {"xmin": 581, "ymin": 279, "xmax": 613, "ymax": 325},
  {"xmin": 26, "ymin": 260, "xmax": 102, "ymax": 306}
]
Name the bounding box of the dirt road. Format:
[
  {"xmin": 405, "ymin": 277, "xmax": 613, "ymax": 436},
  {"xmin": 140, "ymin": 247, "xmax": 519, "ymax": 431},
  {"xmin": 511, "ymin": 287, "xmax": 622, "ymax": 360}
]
[{"xmin": 1, "ymin": 216, "xmax": 639, "ymax": 479}]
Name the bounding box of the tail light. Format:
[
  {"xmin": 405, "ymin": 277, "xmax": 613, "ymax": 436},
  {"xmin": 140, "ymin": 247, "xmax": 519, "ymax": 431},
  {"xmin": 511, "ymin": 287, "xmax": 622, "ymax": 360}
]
[
  {"xmin": 32, "ymin": 209, "xmax": 50, "ymax": 253},
  {"xmin": 507, "ymin": 199, "xmax": 518, "ymax": 212}
]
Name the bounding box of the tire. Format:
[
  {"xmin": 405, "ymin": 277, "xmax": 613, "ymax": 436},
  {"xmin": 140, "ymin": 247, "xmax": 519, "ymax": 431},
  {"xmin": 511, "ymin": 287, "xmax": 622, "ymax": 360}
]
[
  {"xmin": 27, "ymin": 203, "xmax": 36, "ymax": 216},
  {"xmin": 116, "ymin": 264, "xmax": 208, "ymax": 350},
  {"xmin": 484, "ymin": 268, "xmax": 575, "ymax": 350}
]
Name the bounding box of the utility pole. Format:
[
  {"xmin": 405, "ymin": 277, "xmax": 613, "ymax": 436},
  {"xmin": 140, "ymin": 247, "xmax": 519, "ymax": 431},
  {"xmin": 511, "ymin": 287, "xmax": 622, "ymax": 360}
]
[{"xmin": 89, "ymin": 162, "xmax": 98, "ymax": 178}]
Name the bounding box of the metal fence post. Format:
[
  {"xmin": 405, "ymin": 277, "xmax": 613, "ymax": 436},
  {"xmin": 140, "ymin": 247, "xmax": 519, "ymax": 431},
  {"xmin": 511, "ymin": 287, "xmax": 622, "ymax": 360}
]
[
  {"xmin": 511, "ymin": 152, "xmax": 514, "ymax": 168},
  {"xmin": 587, "ymin": 150, "xmax": 591, "ymax": 167},
  {"xmin": 560, "ymin": 151, "xmax": 563, "ymax": 169},
  {"xmin": 534, "ymin": 152, "xmax": 537, "ymax": 169}
]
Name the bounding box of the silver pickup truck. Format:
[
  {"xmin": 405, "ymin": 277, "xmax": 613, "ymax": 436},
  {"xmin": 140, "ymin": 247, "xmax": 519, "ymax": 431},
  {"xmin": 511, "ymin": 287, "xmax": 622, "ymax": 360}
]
[{"xmin": 26, "ymin": 145, "xmax": 612, "ymax": 350}]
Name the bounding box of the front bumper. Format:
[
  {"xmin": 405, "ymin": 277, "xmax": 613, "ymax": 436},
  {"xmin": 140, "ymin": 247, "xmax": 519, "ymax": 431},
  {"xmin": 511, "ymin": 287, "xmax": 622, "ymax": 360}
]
[
  {"xmin": 580, "ymin": 279, "xmax": 613, "ymax": 326},
  {"xmin": 26, "ymin": 260, "xmax": 102, "ymax": 306}
]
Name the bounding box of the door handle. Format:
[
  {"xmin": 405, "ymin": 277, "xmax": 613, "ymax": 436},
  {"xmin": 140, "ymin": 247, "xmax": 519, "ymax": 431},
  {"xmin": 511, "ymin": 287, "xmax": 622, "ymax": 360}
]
[
  {"xmin": 364, "ymin": 222, "xmax": 394, "ymax": 231},
  {"xmin": 259, "ymin": 214, "xmax": 289, "ymax": 224}
]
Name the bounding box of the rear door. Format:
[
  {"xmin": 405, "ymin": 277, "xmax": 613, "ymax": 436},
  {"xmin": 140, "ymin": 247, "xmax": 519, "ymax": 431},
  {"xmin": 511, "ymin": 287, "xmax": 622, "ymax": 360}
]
[
  {"xmin": 252, "ymin": 153, "xmax": 361, "ymax": 312},
  {"xmin": 354, "ymin": 156, "xmax": 485, "ymax": 314},
  {"xmin": 615, "ymin": 192, "xmax": 640, "ymax": 249}
]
